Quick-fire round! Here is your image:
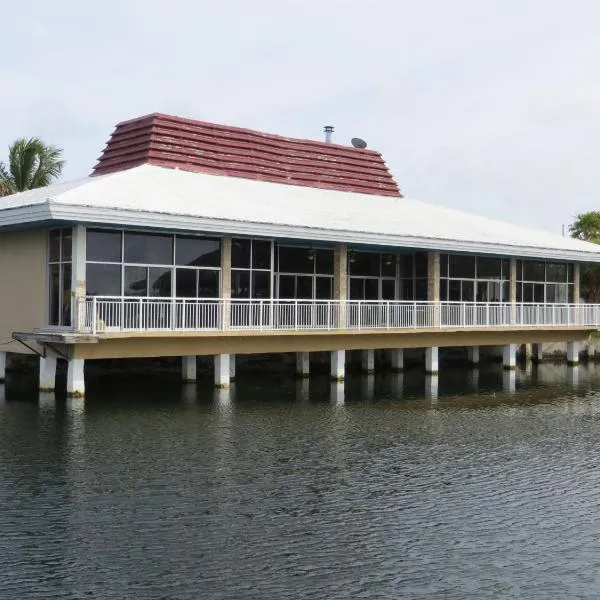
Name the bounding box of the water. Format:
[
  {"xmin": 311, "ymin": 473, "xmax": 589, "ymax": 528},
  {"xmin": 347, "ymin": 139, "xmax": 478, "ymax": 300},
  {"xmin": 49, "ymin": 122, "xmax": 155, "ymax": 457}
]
[{"xmin": 2, "ymin": 362, "xmax": 600, "ymax": 599}]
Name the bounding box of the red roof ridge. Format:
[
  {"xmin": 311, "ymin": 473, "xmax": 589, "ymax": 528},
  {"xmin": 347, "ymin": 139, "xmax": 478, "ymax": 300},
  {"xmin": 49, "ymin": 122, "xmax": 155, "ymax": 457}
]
[{"xmin": 92, "ymin": 113, "xmax": 402, "ymax": 197}]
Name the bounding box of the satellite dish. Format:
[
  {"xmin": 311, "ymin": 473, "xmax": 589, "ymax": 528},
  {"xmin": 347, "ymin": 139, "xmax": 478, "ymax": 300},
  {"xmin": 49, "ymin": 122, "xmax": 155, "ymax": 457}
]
[{"xmin": 351, "ymin": 137, "xmax": 367, "ymax": 149}]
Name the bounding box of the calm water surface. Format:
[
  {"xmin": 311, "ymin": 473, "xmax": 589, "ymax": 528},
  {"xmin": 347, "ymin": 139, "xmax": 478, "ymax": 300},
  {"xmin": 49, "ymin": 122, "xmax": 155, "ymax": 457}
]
[{"xmin": 2, "ymin": 362, "xmax": 600, "ymax": 599}]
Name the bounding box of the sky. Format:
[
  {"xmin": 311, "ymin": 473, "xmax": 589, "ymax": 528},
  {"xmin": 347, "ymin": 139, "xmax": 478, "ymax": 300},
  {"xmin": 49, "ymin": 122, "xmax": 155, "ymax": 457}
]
[{"xmin": 1, "ymin": 0, "xmax": 600, "ymax": 235}]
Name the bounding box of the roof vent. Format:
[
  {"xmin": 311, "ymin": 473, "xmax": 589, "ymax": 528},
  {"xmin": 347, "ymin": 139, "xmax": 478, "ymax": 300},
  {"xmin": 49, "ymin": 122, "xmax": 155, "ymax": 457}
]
[{"xmin": 324, "ymin": 125, "xmax": 334, "ymax": 144}]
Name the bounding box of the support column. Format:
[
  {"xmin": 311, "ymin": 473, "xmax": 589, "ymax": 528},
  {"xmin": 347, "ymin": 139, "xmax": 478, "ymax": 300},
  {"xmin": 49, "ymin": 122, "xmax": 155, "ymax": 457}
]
[
  {"xmin": 230, "ymin": 354, "xmax": 236, "ymax": 380},
  {"xmin": 390, "ymin": 349, "xmax": 404, "ymax": 372},
  {"xmin": 71, "ymin": 224, "xmax": 86, "ymax": 331},
  {"xmin": 182, "ymin": 356, "xmax": 197, "ymax": 382},
  {"xmin": 510, "ymin": 258, "xmax": 517, "ymax": 325},
  {"xmin": 361, "ymin": 349, "xmax": 375, "ymax": 373},
  {"xmin": 503, "ymin": 344, "xmax": 517, "ymax": 370},
  {"xmin": 425, "ymin": 346, "xmax": 439, "ymax": 374},
  {"xmin": 333, "ymin": 244, "xmax": 348, "ymax": 328},
  {"xmin": 532, "ymin": 343, "xmax": 543, "ymax": 363},
  {"xmin": 39, "ymin": 356, "xmax": 57, "ymax": 392},
  {"xmin": 296, "ymin": 352, "xmax": 310, "ymax": 377},
  {"xmin": 427, "ymin": 252, "xmax": 440, "ymax": 326},
  {"xmin": 467, "ymin": 346, "xmax": 480, "ymax": 366},
  {"xmin": 573, "ymin": 263, "xmax": 581, "ymax": 304},
  {"xmin": 221, "ymin": 237, "xmax": 232, "ymax": 329},
  {"xmin": 215, "ymin": 354, "xmax": 231, "ymax": 388},
  {"xmin": 67, "ymin": 359, "xmax": 85, "ymax": 397},
  {"xmin": 0, "ymin": 351, "xmax": 5, "ymax": 382},
  {"xmin": 567, "ymin": 341, "xmax": 579, "ymax": 365},
  {"xmin": 331, "ymin": 350, "xmax": 345, "ymax": 381}
]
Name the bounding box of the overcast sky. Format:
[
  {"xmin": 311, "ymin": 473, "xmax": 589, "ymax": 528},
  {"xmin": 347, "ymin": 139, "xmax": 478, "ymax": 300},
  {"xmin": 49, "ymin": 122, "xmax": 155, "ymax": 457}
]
[{"xmin": 1, "ymin": 0, "xmax": 599, "ymax": 234}]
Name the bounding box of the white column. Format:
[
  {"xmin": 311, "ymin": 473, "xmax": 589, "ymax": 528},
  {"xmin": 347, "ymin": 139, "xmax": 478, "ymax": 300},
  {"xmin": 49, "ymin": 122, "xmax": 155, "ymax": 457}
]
[
  {"xmin": 182, "ymin": 356, "xmax": 197, "ymax": 381},
  {"xmin": 532, "ymin": 343, "xmax": 543, "ymax": 363},
  {"xmin": 390, "ymin": 349, "xmax": 404, "ymax": 372},
  {"xmin": 331, "ymin": 350, "xmax": 345, "ymax": 381},
  {"xmin": 467, "ymin": 346, "xmax": 480, "ymax": 365},
  {"xmin": 425, "ymin": 346, "xmax": 439, "ymax": 374},
  {"xmin": 296, "ymin": 352, "xmax": 310, "ymax": 377},
  {"xmin": 567, "ymin": 341, "xmax": 579, "ymax": 365},
  {"xmin": 71, "ymin": 224, "xmax": 86, "ymax": 331},
  {"xmin": 39, "ymin": 356, "xmax": 57, "ymax": 391},
  {"xmin": 0, "ymin": 351, "xmax": 5, "ymax": 382},
  {"xmin": 230, "ymin": 354, "xmax": 236, "ymax": 379},
  {"xmin": 361, "ymin": 349, "xmax": 375, "ymax": 373},
  {"xmin": 67, "ymin": 359, "xmax": 85, "ymax": 397},
  {"xmin": 503, "ymin": 344, "xmax": 517, "ymax": 370},
  {"xmin": 215, "ymin": 354, "xmax": 231, "ymax": 388}
]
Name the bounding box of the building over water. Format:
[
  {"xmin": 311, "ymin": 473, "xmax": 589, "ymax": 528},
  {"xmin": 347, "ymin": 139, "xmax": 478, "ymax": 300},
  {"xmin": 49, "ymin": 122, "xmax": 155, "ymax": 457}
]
[{"xmin": 1, "ymin": 113, "xmax": 600, "ymax": 396}]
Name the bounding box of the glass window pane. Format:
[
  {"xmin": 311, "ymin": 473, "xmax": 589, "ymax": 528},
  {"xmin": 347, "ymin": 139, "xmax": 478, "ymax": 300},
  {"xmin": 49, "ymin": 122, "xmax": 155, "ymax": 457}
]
[
  {"xmin": 414, "ymin": 253, "xmax": 428, "ymax": 278},
  {"xmin": 61, "ymin": 230, "xmax": 72, "ymax": 262},
  {"xmin": 546, "ymin": 262, "xmax": 567, "ymax": 282},
  {"xmin": 148, "ymin": 267, "xmax": 171, "ymax": 297},
  {"xmin": 502, "ymin": 281, "xmax": 510, "ymax": 303},
  {"xmin": 315, "ymin": 249, "xmax": 334, "ymax": 275},
  {"xmin": 87, "ymin": 229, "xmax": 122, "ymax": 262},
  {"xmin": 176, "ymin": 269, "xmax": 196, "ymax": 298},
  {"xmin": 296, "ymin": 275, "xmax": 313, "ymax": 299},
  {"xmin": 449, "ymin": 255, "xmax": 475, "ymax": 278},
  {"xmin": 350, "ymin": 252, "xmax": 380, "ymax": 277},
  {"xmin": 381, "ymin": 254, "xmax": 396, "ymax": 277},
  {"xmin": 278, "ymin": 246, "xmax": 314, "ymax": 274},
  {"xmin": 568, "ymin": 284, "xmax": 574, "ymax": 303},
  {"xmin": 349, "ymin": 278, "xmax": 363, "ymax": 300},
  {"xmin": 501, "ymin": 259, "xmax": 510, "ymax": 279},
  {"xmin": 49, "ymin": 264, "xmax": 60, "ymax": 325},
  {"xmin": 439, "ymin": 278, "xmax": 447, "ymax": 301},
  {"xmin": 198, "ymin": 270, "xmax": 219, "ymax": 298},
  {"xmin": 462, "ymin": 280, "xmax": 474, "ymax": 302},
  {"xmin": 232, "ymin": 270, "xmax": 250, "ymax": 298},
  {"xmin": 448, "ymin": 280, "xmax": 461, "ymax": 301},
  {"xmin": 87, "ymin": 263, "xmax": 121, "ymax": 296},
  {"xmin": 365, "ymin": 279, "xmax": 379, "ymax": 300},
  {"xmin": 439, "ymin": 254, "xmax": 448, "ymax": 278},
  {"xmin": 533, "ymin": 283, "xmax": 544, "ymax": 303},
  {"xmin": 546, "ymin": 283, "xmax": 557, "ymax": 303},
  {"xmin": 523, "ymin": 261, "xmax": 545, "ymax": 282},
  {"xmin": 522, "ymin": 283, "xmax": 533, "ymax": 303},
  {"xmin": 124, "ymin": 266, "xmax": 147, "ymax": 296},
  {"xmin": 381, "ymin": 279, "xmax": 395, "ymax": 300},
  {"xmin": 568, "ymin": 264, "xmax": 574, "ymax": 282},
  {"xmin": 49, "ymin": 230, "xmax": 61, "ymax": 262},
  {"xmin": 399, "ymin": 254, "xmax": 414, "ymax": 278},
  {"xmin": 62, "ymin": 263, "xmax": 72, "ymax": 326},
  {"xmin": 232, "ymin": 239, "xmax": 251, "ymax": 269},
  {"xmin": 252, "ymin": 240, "xmax": 271, "ymax": 270},
  {"xmin": 415, "ymin": 278, "xmax": 428, "ymax": 301},
  {"xmin": 477, "ymin": 257, "xmax": 502, "ymax": 278},
  {"xmin": 278, "ymin": 275, "xmax": 295, "ymax": 299},
  {"xmin": 315, "ymin": 276, "xmax": 332, "ymax": 299},
  {"xmin": 252, "ymin": 271, "xmax": 270, "ymax": 299},
  {"xmin": 176, "ymin": 236, "xmax": 220, "ymax": 267},
  {"xmin": 124, "ymin": 232, "xmax": 173, "ymax": 265}
]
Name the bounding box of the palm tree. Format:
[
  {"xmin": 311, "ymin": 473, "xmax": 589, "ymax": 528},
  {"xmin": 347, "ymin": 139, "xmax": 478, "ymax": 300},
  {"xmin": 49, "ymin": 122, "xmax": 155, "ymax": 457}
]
[{"xmin": 0, "ymin": 137, "xmax": 65, "ymax": 196}]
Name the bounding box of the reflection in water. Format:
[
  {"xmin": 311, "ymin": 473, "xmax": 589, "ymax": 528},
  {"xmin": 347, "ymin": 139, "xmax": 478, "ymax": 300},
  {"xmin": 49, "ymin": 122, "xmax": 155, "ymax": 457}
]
[
  {"xmin": 0, "ymin": 362, "xmax": 599, "ymax": 599},
  {"xmin": 0, "ymin": 384, "xmax": 4, "ymax": 404},
  {"xmin": 330, "ymin": 381, "xmax": 345, "ymax": 405},
  {"xmin": 503, "ymin": 369, "xmax": 516, "ymax": 393}
]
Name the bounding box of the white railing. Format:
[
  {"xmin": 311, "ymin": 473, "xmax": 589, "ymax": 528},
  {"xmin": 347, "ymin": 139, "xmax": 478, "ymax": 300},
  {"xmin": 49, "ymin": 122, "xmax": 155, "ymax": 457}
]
[{"xmin": 74, "ymin": 297, "xmax": 600, "ymax": 334}]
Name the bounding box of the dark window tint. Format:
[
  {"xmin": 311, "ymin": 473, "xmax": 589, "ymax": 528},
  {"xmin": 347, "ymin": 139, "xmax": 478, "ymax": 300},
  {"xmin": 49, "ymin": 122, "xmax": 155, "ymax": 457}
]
[
  {"xmin": 523, "ymin": 261, "xmax": 545, "ymax": 281},
  {"xmin": 315, "ymin": 249, "xmax": 334, "ymax": 275},
  {"xmin": 176, "ymin": 269, "xmax": 196, "ymax": 298},
  {"xmin": 439, "ymin": 254, "xmax": 448, "ymax": 278},
  {"xmin": 49, "ymin": 264, "xmax": 60, "ymax": 324},
  {"xmin": 568, "ymin": 264, "xmax": 574, "ymax": 281},
  {"xmin": 546, "ymin": 262, "xmax": 567, "ymax": 282},
  {"xmin": 232, "ymin": 270, "xmax": 250, "ymax": 298},
  {"xmin": 350, "ymin": 252, "xmax": 380, "ymax": 277},
  {"xmin": 49, "ymin": 230, "xmax": 61, "ymax": 262},
  {"xmin": 315, "ymin": 277, "xmax": 333, "ymax": 299},
  {"xmin": 381, "ymin": 255, "xmax": 396, "ymax": 277},
  {"xmin": 533, "ymin": 283, "xmax": 544, "ymax": 303},
  {"xmin": 87, "ymin": 229, "xmax": 122, "ymax": 262},
  {"xmin": 381, "ymin": 279, "xmax": 395, "ymax": 300},
  {"xmin": 148, "ymin": 267, "xmax": 171, "ymax": 297},
  {"xmin": 401, "ymin": 279, "xmax": 415, "ymax": 300},
  {"xmin": 252, "ymin": 240, "xmax": 271, "ymax": 270},
  {"xmin": 449, "ymin": 255, "xmax": 475, "ymax": 278},
  {"xmin": 87, "ymin": 264, "xmax": 121, "ymax": 296},
  {"xmin": 198, "ymin": 270, "xmax": 219, "ymax": 298},
  {"xmin": 448, "ymin": 280, "xmax": 461, "ymax": 301},
  {"xmin": 349, "ymin": 278, "xmax": 363, "ymax": 300},
  {"xmin": 477, "ymin": 257, "xmax": 502, "ymax": 278},
  {"xmin": 296, "ymin": 276, "xmax": 313, "ymax": 299},
  {"xmin": 252, "ymin": 271, "xmax": 271, "ymax": 299},
  {"xmin": 440, "ymin": 278, "xmax": 448, "ymax": 301},
  {"xmin": 365, "ymin": 279, "xmax": 379, "ymax": 300},
  {"xmin": 462, "ymin": 280, "xmax": 474, "ymax": 302},
  {"xmin": 232, "ymin": 239, "xmax": 251, "ymax": 269},
  {"xmin": 278, "ymin": 246, "xmax": 314, "ymax": 274},
  {"xmin": 176, "ymin": 236, "xmax": 220, "ymax": 267},
  {"xmin": 124, "ymin": 232, "xmax": 173, "ymax": 265},
  {"xmin": 61, "ymin": 231, "xmax": 72, "ymax": 262},
  {"xmin": 124, "ymin": 266, "xmax": 148, "ymax": 296},
  {"xmin": 414, "ymin": 253, "xmax": 428, "ymax": 277},
  {"xmin": 62, "ymin": 263, "xmax": 72, "ymax": 326},
  {"xmin": 399, "ymin": 254, "xmax": 414, "ymax": 278},
  {"xmin": 278, "ymin": 275, "xmax": 295, "ymax": 299}
]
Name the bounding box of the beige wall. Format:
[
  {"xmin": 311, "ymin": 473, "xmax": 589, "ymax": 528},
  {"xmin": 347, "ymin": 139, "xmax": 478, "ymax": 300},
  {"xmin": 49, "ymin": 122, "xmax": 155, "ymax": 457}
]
[{"xmin": 0, "ymin": 229, "xmax": 47, "ymax": 354}]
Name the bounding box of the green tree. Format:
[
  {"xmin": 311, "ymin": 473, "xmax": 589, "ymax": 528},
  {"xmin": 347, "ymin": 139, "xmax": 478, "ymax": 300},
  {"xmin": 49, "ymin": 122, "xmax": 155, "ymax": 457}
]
[
  {"xmin": 0, "ymin": 137, "xmax": 64, "ymax": 196},
  {"xmin": 570, "ymin": 211, "xmax": 600, "ymax": 301}
]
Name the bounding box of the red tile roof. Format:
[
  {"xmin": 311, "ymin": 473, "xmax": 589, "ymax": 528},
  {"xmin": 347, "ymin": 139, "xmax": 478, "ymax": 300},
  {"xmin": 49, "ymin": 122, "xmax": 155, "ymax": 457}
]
[{"xmin": 92, "ymin": 113, "xmax": 402, "ymax": 197}]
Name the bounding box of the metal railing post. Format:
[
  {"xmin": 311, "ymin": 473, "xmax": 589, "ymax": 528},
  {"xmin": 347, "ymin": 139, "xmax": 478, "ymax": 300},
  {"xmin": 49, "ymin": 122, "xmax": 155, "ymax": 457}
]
[{"xmin": 92, "ymin": 297, "xmax": 97, "ymax": 335}]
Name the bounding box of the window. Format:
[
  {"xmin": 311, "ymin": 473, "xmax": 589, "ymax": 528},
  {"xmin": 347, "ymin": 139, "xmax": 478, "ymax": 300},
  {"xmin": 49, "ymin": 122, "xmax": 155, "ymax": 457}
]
[
  {"xmin": 516, "ymin": 259, "xmax": 573, "ymax": 303},
  {"xmin": 48, "ymin": 228, "xmax": 72, "ymax": 326},
  {"xmin": 86, "ymin": 229, "xmax": 221, "ymax": 298},
  {"xmin": 232, "ymin": 238, "xmax": 272, "ymax": 299},
  {"xmin": 276, "ymin": 246, "xmax": 333, "ymax": 300},
  {"xmin": 348, "ymin": 251, "xmax": 397, "ymax": 300},
  {"xmin": 398, "ymin": 252, "xmax": 428, "ymax": 300}
]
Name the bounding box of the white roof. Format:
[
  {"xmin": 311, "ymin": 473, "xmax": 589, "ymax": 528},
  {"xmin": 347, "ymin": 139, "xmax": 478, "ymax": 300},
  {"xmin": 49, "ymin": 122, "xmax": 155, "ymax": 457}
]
[{"xmin": 1, "ymin": 163, "xmax": 598, "ymax": 262}]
